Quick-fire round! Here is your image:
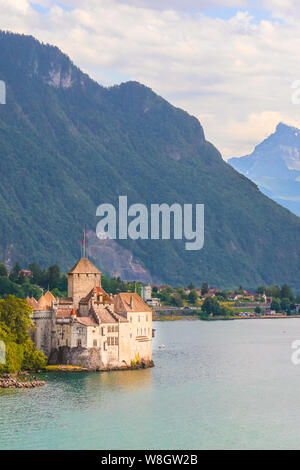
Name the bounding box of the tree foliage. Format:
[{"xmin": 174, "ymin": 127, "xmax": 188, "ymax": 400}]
[{"xmin": 0, "ymin": 296, "xmax": 46, "ymax": 373}]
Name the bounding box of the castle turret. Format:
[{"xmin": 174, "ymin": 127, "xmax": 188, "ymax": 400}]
[{"xmin": 68, "ymin": 258, "xmax": 101, "ymax": 308}]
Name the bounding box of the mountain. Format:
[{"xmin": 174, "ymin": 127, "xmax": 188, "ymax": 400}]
[
  {"xmin": 229, "ymin": 123, "xmax": 300, "ymax": 217},
  {"xmin": 0, "ymin": 32, "xmax": 300, "ymax": 289}
]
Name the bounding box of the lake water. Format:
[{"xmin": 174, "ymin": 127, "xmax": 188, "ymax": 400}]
[{"xmin": 1, "ymin": 319, "xmax": 300, "ymax": 450}]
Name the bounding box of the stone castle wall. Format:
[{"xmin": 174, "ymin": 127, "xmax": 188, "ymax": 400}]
[{"xmin": 48, "ymin": 346, "xmax": 103, "ymax": 370}]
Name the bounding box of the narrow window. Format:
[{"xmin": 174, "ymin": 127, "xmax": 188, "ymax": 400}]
[{"xmin": 93, "ymin": 339, "xmax": 97, "ymax": 347}]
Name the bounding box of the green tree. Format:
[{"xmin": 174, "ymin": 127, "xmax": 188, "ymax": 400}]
[
  {"xmin": 215, "ymin": 291, "xmax": 228, "ymax": 301},
  {"xmin": 9, "ymin": 262, "xmax": 21, "ymax": 284},
  {"xmin": 201, "ymin": 297, "xmax": 222, "ymax": 316},
  {"xmin": 267, "ymin": 285, "xmax": 281, "ymax": 298},
  {"xmin": 28, "ymin": 263, "xmax": 44, "ymax": 285},
  {"xmin": 0, "ymin": 296, "xmax": 33, "ymax": 344},
  {"xmin": 257, "ymin": 286, "xmax": 266, "ymax": 295},
  {"xmin": 271, "ymin": 298, "xmax": 281, "ymax": 313},
  {"xmin": 0, "ymin": 263, "xmax": 8, "ymax": 277},
  {"xmin": 201, "ymin": 282, "xmax": 209, "ymax": 296},
  {"xmin": 0, "ymin": 298, "xmax": 46, "ymax": 373},
  {"xmin": 280, "ymin": 284, "xmax": 294, "ymax": 301},
  {"xmin": 255, "ymin": 306, "xmax": 261, "ymax": 314},
  {"xmin": 45, "ymin": 264, "xmax": 60, "ymax": 290},
  {"xmin": 170, "ymin": 294, "xmax": 184, "ymax": 307},
  {"xmin": 157, "ymin": 287, "xmax": 173, "ymax": 305},
  {"xmin": 22, "ymin": 339, "xmax": 47, "ymax": 371},
  {"xmin": 281, "ymin": 298, "xmax": 291, "ymax": 314},
  {"xmin": 0, "ymin": 322, "xmax": 23, "ymax": 373},
  {"xmin": 22, "ymin": 278, "xmax": 42, "ymax": 299},
  {"xmin": 188, "ymin": 290, "xmax": 198, "ymax": 304},
  {"xmin": 0, "ymin": 277, "xmax": 24, "ymax": 298}
]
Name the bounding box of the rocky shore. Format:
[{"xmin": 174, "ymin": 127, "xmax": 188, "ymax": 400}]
[{"xmin": 0, "ymin": 375, "xmax": 46, "ymax": 389}]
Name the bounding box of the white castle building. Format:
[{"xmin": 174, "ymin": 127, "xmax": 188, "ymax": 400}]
[{"xmin": 27, "ymin": 258, "xmax": 153, "ymax": 370}]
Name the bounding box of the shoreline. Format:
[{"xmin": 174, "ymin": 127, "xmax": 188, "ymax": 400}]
[
  {"xmin": 44, "ymin": 360, "xmax": 155, "ymax": 373},
  {"xmin": 154, "ymin": 314, "xmax": 300, "ymax": 321}
]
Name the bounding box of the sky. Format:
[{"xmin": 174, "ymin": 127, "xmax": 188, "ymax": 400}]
[{"xmin": 1, "ymin": 0, "xmax": 300, "ymax": 158}]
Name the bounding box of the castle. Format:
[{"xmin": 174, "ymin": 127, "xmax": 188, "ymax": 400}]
[{"xmin": 26, "ymin": 258, "xmax": 153, "ymax": 370}]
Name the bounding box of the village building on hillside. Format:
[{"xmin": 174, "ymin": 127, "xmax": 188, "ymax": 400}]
[
  {"xmin": 141, "ymin": 284, "xmax": 161, "ymax": 307},
  {"xmin": 26, "ymin": 258, "xmax": 153, "ymax": 371}
]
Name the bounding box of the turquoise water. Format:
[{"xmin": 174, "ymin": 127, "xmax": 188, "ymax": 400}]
[{"xmin": 1, "ymin": 319, "xmax": 300, "ymax": 450}]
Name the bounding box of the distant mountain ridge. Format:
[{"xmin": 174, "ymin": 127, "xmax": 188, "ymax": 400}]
[
  {"xmin": 229, "ymin": 123, "xmax": 300, "ymax": 217},
  {"xmin": 0, "ymin": 31, "xmax": 300, "ymax": 289}
]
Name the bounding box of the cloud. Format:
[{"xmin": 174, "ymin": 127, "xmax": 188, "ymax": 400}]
[
  {"xmin": 0, "ymin": 0, "xmax": 300, "ymax": 158},
  {"xmin": 116, "ymin": 0, "xmax": 248, "ymax": 11}
]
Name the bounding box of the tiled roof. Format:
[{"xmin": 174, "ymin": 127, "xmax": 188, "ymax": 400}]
[
  {"xmin": 56, "ymin": 308, "xmax": 73, "ymax": 319},
  {"xmin": 36, "ymin": 291, "xmax": 55, "ymax": 311},
  {"xmin": 79, "ymin": 286, "xmax": 112, "ymax": 305},
  {"xmin": 75, "ymin": 317, "xmax": 98, "ymax": 327},
  {"xmin": 68, "ymin": 258, "xmax": 101, "ymax": 275},
  {"xmin": 114, "ymin": 293, "xmax": 152, "ymax": 314},
  {"xmin": 26, "ymin": 297, "xmax": 38, "ymax": 308},
  {"xmin": 93, "ymin": 306, "xmax": 128, "ymax": 324},
  {"xmin": 44, "ymin": 291, "xmax": 56, "ymax": 303},
  {"xmin": 57, "ymin": 297, "xmax": 73, "ymax": 304}
]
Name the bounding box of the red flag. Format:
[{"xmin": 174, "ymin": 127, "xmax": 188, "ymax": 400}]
[{"xmin": 82, "ymin": 231, "xmax": 85, "ymax": 246}]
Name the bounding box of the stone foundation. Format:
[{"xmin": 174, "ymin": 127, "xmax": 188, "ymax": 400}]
[
  {"xmin": 48, "ymin": 346, "xmax": 154, "ymax": 371},
  {"xmin": 48, "ymin": 346, "xmax": 102, "ymax": 371}
]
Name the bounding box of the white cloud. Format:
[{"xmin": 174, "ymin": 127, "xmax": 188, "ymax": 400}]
[
  {"xmin": 1, "ymin": 0, "xmax": 300, "ymax": 158},
  {"xmin": 116, "ymin": 0, "xmax": 248, "ymax": 11}
]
